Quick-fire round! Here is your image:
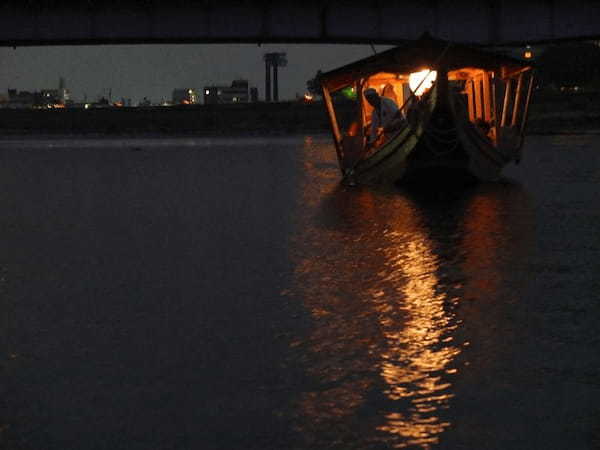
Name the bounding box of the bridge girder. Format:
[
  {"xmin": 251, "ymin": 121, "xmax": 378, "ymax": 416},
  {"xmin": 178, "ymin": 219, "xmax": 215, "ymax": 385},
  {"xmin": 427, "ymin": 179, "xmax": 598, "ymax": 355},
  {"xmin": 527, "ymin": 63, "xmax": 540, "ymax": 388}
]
[{"xmin": 0, "ymin": 0, "xmax": 598, "ymax": 47}]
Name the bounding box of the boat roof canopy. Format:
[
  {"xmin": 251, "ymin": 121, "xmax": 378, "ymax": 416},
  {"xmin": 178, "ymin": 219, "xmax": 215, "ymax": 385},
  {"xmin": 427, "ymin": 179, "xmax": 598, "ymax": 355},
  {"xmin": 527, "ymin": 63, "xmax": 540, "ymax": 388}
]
[{"xmin": 319, "ymin": 34, "xmax": 532, "ymax": 92}]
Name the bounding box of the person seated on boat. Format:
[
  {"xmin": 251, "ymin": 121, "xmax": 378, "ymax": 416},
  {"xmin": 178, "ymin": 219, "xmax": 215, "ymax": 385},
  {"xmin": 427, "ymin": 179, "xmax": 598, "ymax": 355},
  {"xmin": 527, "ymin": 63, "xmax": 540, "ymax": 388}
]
[
  {"xmin": 382, "ymin": 83, "xmax": 398, "ymax": 104},
  {"xmin": 364, "ymin": 88, "xmax": 404, "ymax": 147}
]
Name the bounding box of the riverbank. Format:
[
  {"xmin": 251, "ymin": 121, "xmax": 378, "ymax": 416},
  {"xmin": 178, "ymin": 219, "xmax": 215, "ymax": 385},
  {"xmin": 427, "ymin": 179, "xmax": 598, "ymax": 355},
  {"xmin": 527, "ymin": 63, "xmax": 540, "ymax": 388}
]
[
  {"xmin": 0, "ymin": 91, "xmax": 597, "ymax": 136},
  {"xmin": 0, "ymin": 102, "xmax": 343, "ymax": 136}
]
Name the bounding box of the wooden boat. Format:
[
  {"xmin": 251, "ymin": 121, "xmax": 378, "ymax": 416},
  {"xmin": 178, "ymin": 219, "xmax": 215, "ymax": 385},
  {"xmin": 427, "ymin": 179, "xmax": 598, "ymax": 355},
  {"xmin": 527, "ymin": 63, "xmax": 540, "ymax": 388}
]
[{"xmin": 319, "ymin": 34, "xmax": 534, "ymax": 185}]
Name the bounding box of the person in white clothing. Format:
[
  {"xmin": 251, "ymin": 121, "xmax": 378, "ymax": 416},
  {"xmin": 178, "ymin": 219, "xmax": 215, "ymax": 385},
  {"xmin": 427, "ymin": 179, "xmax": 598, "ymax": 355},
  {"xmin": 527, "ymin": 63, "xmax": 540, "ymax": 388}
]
[{"xmin": 364, "ymin": 88, "xmax": 402, "ymax": 145}]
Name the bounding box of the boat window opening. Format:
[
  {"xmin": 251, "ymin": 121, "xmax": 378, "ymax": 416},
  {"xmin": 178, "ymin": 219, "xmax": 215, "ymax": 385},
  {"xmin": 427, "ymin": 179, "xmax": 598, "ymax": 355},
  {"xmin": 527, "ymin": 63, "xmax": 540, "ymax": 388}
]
[
  {"xmin": 330, "ymin": 84, "xmax": 361, "ymax": 140},
  {"xmin": 327, "ymin": 81, "xmax": 364, "ymax": 169},
  {"xmin": 447, "ymin": 68, "xmax": 500, "ymax": 142},
  {"xmin": 497, "ymin": 71, "xmax": 531, "ymax": 131},
  {"xmin": 364, "ymin": 74, "xmax": 411, "ymax": 111}
]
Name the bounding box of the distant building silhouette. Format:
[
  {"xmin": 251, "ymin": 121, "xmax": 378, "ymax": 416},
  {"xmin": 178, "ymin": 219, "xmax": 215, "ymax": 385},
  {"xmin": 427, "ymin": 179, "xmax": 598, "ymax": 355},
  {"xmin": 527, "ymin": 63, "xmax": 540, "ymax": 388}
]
[
  {"xmin": 4, "ymin": 77, "xmax": 70, "ymax": 109},
  {"xmin": 58, "ymin": 77, "xmax": 71, "ymax": 104},
  {"xmin": 203, "ymin": 80, "xmax": 249, "ymax": 104},
  {"xmin": 172, "ymin": 88, "xmax": 199, "ymax": 104},
  {"xmin": 6, "ymin": 89, "xmax": 36, "ymax": 108}
]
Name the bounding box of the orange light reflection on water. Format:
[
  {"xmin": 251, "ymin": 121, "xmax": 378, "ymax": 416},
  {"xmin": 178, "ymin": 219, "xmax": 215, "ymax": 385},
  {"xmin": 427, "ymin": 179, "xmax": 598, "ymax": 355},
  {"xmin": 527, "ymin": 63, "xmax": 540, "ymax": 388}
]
[
  {"xmin": 373, "ymin": 217, "xmax": 460, "ymax": 448},
  {"xmin": 290, "ymin": 139, "xmax": 485, "ymax": 449}
]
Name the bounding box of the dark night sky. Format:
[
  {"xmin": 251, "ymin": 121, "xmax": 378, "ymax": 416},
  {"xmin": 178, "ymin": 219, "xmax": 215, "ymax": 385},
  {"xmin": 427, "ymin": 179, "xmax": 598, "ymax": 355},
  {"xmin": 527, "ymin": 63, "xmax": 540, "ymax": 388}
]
[{"xmin": 0, "ymin": 43, "xmax": 388, "ymax": 104}]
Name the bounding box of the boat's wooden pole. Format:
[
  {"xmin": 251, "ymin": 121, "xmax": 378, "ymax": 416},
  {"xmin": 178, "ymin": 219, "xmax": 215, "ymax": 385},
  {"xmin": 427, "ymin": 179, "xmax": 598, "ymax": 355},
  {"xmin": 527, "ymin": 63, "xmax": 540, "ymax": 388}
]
[
  {"xmin": 466, "ymin": 80, "xmax": 475, "ymax": 122},
  {"xmin": 357, "ymin": 80, "xmax": 365, "ymax": 137},
  {"xmin": 491, "ymin": 73, "xmax": 498, "ymax": 140},
  {"xmin": 503, "ymin": 66, "xmax": 532, "ymax": 80},
  {"xmin": 511, "ymin": 73, "xmax": 524, "ymax": 127},
  {"xmin": 501, "ymin": 78, "xmax": 512, "ymax": 127},
  {"xmin": 474, "ymin": 75, "xmax": 483, "ymax": 120},
  {"xmin": 482, "ymin": 71, "xmax": 492, "ymax": 122},
  {"xmin": 519, "ymin": 71, "xmax": 535, "ymax": 142},
  {"xmin": 321, "ymin": 85, "xmax": 344, "ymax": 172}
]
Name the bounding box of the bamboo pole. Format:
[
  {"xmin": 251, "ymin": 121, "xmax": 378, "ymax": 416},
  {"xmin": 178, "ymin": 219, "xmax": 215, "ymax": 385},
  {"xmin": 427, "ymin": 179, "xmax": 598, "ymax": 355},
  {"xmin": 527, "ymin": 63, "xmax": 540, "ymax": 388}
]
[
  {"xmin": 474, "ymin": 75, "xmax": 483, "ymax": 120},
  {"xmin": 466, "ymin": 80, "xmax": 475, "ymax": 122},
  {"xmin": 492, "ymin": 74, "xmax": 499, "ymax": 124},
  {"xmin": 511, "ymin": 73, "xmax": 524, "ymax": 127},
  {"xmin": 520, "ymin": 71, "xmax": 535, "ymax": 139},
  {"xmin": 501, "ymin": 78, "xmax": 512, "ymax": 127},
  {"xmin": 503, "ymin": 66, "xmax": 533, "ymax": 80},
  {"xmin": 491, "ymin": 73, "xmax": 498, "ymax": 141},
  {"xmin": 321, "ymin": 85, "xmax": 344, "ymax": 172},
  {"xmin": 482, "ymin": 71, "xmax": 491, "ymax": 122},
  {"xmin": 357, "ymin": 80, "xmax": 365, "ymax": 138}
]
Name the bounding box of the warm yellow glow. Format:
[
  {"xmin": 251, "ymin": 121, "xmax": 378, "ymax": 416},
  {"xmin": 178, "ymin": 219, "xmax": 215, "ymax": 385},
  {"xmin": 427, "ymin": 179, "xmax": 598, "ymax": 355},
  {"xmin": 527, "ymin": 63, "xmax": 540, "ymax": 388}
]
[
  {"xmin": 524, "ymin": 51, "xmax": 533, "ymax": 59},
  {"xmin": 409, "ymin": 69, "xmax": 437, "ymax": 96},
  {"xmin": 287, "ymin": 158, "xmax": 468, "ymax": 448},
  {"xmin": 375, "ymin": 230, "xmax": 460, "ymax": 447}
]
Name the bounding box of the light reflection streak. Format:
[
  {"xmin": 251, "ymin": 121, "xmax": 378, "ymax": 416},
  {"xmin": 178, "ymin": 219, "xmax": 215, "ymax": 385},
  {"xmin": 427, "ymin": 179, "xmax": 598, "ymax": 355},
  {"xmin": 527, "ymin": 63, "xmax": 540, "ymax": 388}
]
[
  {"xmin": 289, "ymin": 137, "xmax": 529, "ymax": 449},
  {"xmin": 373, "ymin": 212, "xmax": 460, "ymax": 448}
]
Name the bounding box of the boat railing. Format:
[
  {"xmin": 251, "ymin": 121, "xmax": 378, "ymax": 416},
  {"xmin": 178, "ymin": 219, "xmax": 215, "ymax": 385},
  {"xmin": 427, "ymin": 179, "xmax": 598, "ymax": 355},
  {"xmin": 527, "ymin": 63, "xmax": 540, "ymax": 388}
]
[{"xmin": 498, "ymin": 69, "xmax": 535, "ymax": 158}]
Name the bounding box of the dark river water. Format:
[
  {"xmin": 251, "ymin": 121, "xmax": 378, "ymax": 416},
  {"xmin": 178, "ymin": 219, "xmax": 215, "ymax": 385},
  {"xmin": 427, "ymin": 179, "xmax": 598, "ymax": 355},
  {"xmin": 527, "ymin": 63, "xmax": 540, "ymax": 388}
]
[{"xmin": 0, "ymin": 134, "xmax": 599, "ymax": 449}]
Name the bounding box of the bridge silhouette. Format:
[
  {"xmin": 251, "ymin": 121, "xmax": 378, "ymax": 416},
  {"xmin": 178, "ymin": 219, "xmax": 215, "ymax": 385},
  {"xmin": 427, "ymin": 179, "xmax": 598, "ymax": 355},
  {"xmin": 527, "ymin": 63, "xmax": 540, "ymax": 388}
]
[{"xmin": 0, "ymin": 0, "xmax": 599, "ymax": 47}]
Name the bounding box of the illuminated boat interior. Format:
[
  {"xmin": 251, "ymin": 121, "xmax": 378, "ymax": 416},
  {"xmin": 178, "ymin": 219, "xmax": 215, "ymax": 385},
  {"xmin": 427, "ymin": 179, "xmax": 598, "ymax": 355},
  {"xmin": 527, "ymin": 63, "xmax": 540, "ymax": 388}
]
[{"xmin": 319, "ymin": 36, "xmax": 534, "ymax": 173}]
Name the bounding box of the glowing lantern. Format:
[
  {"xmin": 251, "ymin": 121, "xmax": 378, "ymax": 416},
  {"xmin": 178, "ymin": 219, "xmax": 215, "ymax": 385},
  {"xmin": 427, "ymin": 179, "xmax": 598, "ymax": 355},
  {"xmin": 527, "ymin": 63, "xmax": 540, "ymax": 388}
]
[
  {"xmin": 409, "ymin": 69, "xmax": 437, "ymax": 96},
  {"xmin": 340, "ymin": 86, "xmax": 357, "ymax": 100}
]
